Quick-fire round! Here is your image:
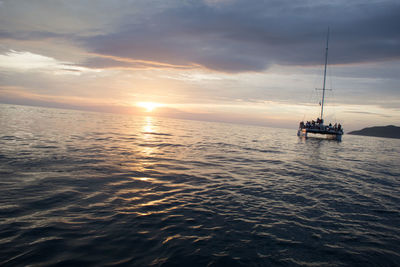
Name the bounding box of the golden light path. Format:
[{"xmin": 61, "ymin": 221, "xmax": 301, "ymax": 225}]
[{"xmin": 137, "ymin": 102, "xmax": 164, "ymax": 112}]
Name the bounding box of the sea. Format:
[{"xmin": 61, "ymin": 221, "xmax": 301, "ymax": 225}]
[{"xmin": 1, "ymin": 103, "xmax": 399, "ymax": 266}]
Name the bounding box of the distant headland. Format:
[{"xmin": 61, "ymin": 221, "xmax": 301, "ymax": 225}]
[{"xmin": 348, "ymin": 125, "xmax": 400, "ymax": 139}]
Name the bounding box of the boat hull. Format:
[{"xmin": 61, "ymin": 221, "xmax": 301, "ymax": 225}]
[{"xmin": 297, "ymin": 128, "xmax": 342, "ymax": 141}]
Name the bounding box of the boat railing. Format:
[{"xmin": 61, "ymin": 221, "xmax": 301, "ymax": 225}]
[{"xmin": 299, "ymin": 120, "xmax": 342, "ymax": 134}]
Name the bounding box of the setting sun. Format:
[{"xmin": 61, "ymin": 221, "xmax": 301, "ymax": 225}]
[{"xmin": 137, "ymin": 102, "xmax": 163, "ymax": 112}]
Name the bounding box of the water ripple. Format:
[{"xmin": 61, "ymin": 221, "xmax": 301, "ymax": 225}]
[{"xmin": 0, "ymin": 104, "xmax": 399, "ymax": 266}]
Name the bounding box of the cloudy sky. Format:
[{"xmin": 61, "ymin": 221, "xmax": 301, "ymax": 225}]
[{"xmin": 0, "ymin": 0, "xmax": 399, "ymax": 130}]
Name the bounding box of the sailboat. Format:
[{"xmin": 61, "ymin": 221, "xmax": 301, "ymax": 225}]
[{"xmin": 297, "ymin": 29, "xmax": 343, "ymax": 141}]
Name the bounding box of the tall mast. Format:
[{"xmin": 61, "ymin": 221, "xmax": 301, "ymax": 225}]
[{"xmin": 320, "ymin": 27, "xmax": 329, "ymax": 121}]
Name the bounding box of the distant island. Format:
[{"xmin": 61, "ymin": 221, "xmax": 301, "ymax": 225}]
[{"xmin": 348, "ymin": 125, "xmax": 400, "ymax": 139}]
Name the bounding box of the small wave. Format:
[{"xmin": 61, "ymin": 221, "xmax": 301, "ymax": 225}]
[
  {"xmin": 138, "ymin": 143, "xmax": 183, "ymax": 148},
  {"xmin": 142, "ymin": 132, "xmax": 172, "ymax": 136},
  {"xmin": 31, "ymin": 145, "xmax": 59, "ymax": 149},
  {"xmin": 1, "ymin": 136, "xmax": 19, "ymax": 140}
]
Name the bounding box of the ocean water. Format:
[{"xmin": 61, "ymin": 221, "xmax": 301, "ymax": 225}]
[{"xmin": 0, "ymin": 103, "xmax": 399, "ymax": 266}]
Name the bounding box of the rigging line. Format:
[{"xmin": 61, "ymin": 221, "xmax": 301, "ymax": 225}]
[
  {"xmin": 308, "ymin": 57, "xmax": 325, "ymax": 117},
  {"xmin": 303, "ymin": 76, "xmax": 320, "ymax": 121},
  {"xmin": 326, "ymin": 51, "xmax": 339, "ymax": 123},
  {"xmin": 329, "ymin": 64, "xmax": 337, "ymax": 122},
  {"xmin": 299, "ymin": 67, "xmax": 319, "ymax": 122}
]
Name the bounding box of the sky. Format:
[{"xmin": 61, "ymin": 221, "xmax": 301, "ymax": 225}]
[{"xmin": 0, "ymin": 0, "xmax": 399, "ymax": 131}]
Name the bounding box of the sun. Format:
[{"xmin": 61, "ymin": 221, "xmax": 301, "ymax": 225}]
[{"xmin": 137, "ymin": 102, "xmax": 163, "ymax": 112}]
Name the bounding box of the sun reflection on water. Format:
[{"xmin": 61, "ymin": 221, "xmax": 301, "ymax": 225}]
[
  {"xmin": 140, "ymin": 116, "xmax": 156, "ymax": 160},
  {"xmin": 143, "ymin": 116, "xmax": 154, "ymax": 134}
]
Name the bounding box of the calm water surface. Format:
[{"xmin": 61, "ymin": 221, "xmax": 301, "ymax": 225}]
[{"xmin": 1, "ymin": 104, "xmax": 399, "ymax": 266}]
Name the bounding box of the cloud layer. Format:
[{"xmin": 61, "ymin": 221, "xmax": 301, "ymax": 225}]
[
  {"xmin": 1, "ymin": 0, "xmax": 399, "ymax": 73},
  {"xmin": 79, "ymin": 0, "xmax": 400, "ymax": 72}
]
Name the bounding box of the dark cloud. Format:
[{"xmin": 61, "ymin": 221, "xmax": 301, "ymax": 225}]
[
  {"xmin": 80, "ymin": 0, "xmax": 400, "ymax": 72},
  {"xmin": 0, "ymin": 30, "xmax": 65, "ymax": 40}
]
